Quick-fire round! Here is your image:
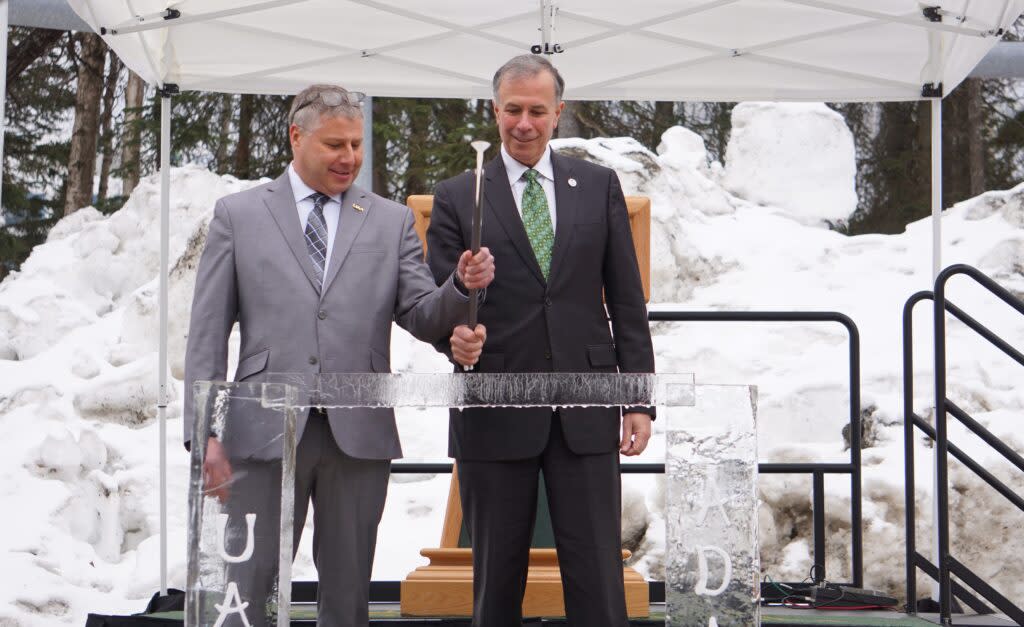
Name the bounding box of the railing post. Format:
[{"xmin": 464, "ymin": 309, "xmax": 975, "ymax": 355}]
[
  {"xmin": 846, "ymin": 318, "xmax": 864, "ymax": 588},
  {"xmin": 812, "ymin": 470, "xmax": 826, "ymax": 584},
  {"xmin": 934, "ymin": 274, "xmax": 952, "ymax": 625},
  {"xmin": 903, "ymin": 292, "xmax": 933, "ymax": 614}
]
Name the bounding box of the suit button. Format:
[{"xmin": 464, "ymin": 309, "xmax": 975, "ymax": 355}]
[
  {"xmin": 308, "ymin": 356, "xmax": 318, "ymax": 365},
  {"xmin": 544, "ymin": 298, "xmax": 552, "ymax": 307},
  {"xmin": 318, "ymin": 310, "xmax": 327, "ymax": 320},
  {"xmin": 544, "ymin": 350, "xmax": 552, "ymax": 360}
]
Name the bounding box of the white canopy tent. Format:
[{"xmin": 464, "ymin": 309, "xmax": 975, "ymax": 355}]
[{"xmin": 63, "ymin": 0, "xmax": 1024, "ymax": 596}]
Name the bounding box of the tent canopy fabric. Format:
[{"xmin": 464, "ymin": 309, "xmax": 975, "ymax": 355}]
[{"xmin": 69, "ymin": 0, "xmax": 1024, "ymax": 102}]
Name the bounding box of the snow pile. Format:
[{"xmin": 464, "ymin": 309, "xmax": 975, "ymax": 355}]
[
  {"xmin": 2, "ymin": 102, "xmax": 1024, "ymax": 624},
  {"xmin": 721, "ymin": 102, "xmax": 858, "ymax": 226}
]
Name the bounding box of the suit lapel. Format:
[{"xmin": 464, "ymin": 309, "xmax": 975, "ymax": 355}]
[
  {"xmin": 484, "ymin": 156, "xmax": 546, "ymax": 286},
  {"xmin": 548, "ymin": 152, "xmax": 578, "ymax": 286},
  {"xmin": 321, "ymin": 184, "xmax": 371, "ymax": 296},
  {"xmin": 263, "ymin": 172, "xmax": 323, "ymax": 294}
]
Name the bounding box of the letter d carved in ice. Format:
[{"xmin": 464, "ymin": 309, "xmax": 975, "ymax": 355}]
[
  {"xmin": 694, "ymin": 545, "xmax": 732, "ymax": 597},
  {"xmin": 216, "ymin": 513, "xmax": 257, "ymax": 563}
]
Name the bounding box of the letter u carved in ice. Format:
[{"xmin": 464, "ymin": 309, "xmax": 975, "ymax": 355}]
[{"xmin": 216, "ymin": 513, "xmax": 257, "ymax": 563}]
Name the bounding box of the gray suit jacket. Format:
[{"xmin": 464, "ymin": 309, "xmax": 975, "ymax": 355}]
[{"xmin": 184, "ymin": 172, "xmax": 469, "ymax": 460}]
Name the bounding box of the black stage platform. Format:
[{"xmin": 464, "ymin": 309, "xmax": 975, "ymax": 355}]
[{"xmin": 84, "ymin": 603, "xmax": 1021, "ymax": 626}]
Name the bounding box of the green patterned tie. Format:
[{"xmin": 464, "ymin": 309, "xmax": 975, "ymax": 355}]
[{"xmin": 521, "ymin": 169, "xmax": 554, "ymax": 280}]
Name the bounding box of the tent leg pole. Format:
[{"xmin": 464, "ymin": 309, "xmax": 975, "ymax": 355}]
[
  {"xmin": 931, "ymin": 98, "xmax": 942, "ymax": 281},
  {"xmin": 159, "ymin": 92, "xmax": 172, "ymax": 597},
  {"xmin": 930, "ymin": 96, "xmax": 943, "ymax": 606}
]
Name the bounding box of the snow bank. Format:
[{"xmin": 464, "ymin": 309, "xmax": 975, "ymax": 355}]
[
  {"xmin": 722, "ymin": 102, "xmax": 858, "ymax": 226},
  {"xmin": 2, "ymin": 105, "xmax": 1024, "ymax": 624}
]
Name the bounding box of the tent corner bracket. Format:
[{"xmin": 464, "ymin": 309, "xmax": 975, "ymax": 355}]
[
  {"xmin": 158, "ymin": 84, "xmax": 180, "ymax": 97},
  {"xmin": 921, "ymin": 82, "xmax": 944, "ymax": 98}
]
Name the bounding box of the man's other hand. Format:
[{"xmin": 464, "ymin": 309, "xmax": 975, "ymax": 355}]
[
  {"xmin": 620, "ymin": 412, "xmax": 652, "ymax": 456},
  {"xmin": 451, "ymin": 324, "xmax": 487, "ymax": 367},
  {"xmin": 457, "ymin": 247, "xmax": 495, "ymax": 290},
  {"xmin": 203, "ymin": 436, "xmax": 233, "ymax": 502}
]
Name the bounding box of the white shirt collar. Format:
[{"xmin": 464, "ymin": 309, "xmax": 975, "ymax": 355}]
[
  {"xmin": 501, "ymin": 143, "xmax": 554, "ymax": 187},
  {"xmin": 288, "ymin": 163, "xmax": 342, "ymax": 206}
]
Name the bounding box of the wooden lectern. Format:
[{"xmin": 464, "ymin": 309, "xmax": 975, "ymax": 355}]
[{"xmin": 400, "ymin": 194, "xmax": 652, "ymax": 617}]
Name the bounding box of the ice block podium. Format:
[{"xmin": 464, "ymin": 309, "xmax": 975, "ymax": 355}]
[{"xmin": 187, "ymin": 374, "xmax": 760, "ymax": 626}]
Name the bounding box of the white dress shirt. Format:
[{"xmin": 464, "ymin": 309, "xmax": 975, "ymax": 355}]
[
  {"xmin": 501, "ymin": 144, "xmax": 557, "ymax": 231},
  {"xmin": 289, "ymin": 163, "xmax": 342, "ymax": 281}
]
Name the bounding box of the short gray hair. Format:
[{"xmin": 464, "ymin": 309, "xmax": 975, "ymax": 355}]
[
  {"xmin": 289, "ymin": 84, "xmax": 364, "ymax": 130},
  {"xmin": 492, "ymin": 54, "xmax": 565, "ymax": 103}
]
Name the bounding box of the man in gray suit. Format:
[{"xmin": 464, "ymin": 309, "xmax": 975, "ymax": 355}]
[{"xmin": 184, "ymin": 84, "xmax": 493, "ymax": 626}]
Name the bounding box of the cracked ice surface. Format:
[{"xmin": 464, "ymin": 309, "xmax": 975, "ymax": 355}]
[
  {"xmin": 186, "ymin": 383, "xmax": 297, "ymax": 627},
  {"xmin": 667, "ymin": 385, "xmax": 759, "ymax": 627}
]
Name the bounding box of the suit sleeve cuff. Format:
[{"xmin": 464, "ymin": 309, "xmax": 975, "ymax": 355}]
[
  {"xmin": 624, "ymin": 406, "xmax": 657, "ymax": 420},
  {"xmin": 450, "ymin": 272, "xmax": 486, "ymax": 304}
]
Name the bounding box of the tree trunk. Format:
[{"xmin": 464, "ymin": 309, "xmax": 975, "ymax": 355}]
[
  {"xmin": 651, "ymin": 101, "xmax": 675, "ymax": 148},
  {"xmin": 234, "ymin": 94, "xmax": 254, "ymax": 179},
  {"xmin": 557, "ymin": 100, "xmax": 581, "ymax": 138},
  {"xmin": 215, "ymin": 94, "xmax": 233, "ymax": 175},
  {"xmin": 64, "ymin": 32, "xmax": 106, "ymax": 216},
  {"xmin": 120, "ymin": 70, "xmax": 145, "ymax": 195},
  {"xmin": 96, "ymin": 53, "xmax": 121, "ymax": 204},
  {"xmin": 7, "ymin": 27, "xmax": 63, "ymax": 86},
  {"xmin": 372, "ymin": 98, "xmax": 388, "ymax": 196},
  {"xmin": 965, "ymin": 78, "xmax": 986, "ymax": 197},
  {"xmin": 405, "ymin": 99, "xmax": 430, "ymax": 197}
]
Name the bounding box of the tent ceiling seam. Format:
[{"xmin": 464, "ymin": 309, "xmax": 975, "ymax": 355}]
[
  {"xmin": 346, "ymin": 0, "xmax": 527, "ymax": 50},
  {"xmin": 558, "ymin": 1, "xmax": 738, "ymax": 52},
  {"xmin": 782, "ymin": 0, "xmax": 991, "ymax": 38},
  {"xmin": 744, "ymin": 53, "xmax": 919, "ymax": 91},
  {"xmin": 368, "ymin": 52, "xmax": 490, "ymax": 87},
  {"xmin": 580, "ymin": 42, "xmax": 917, "ymax": 93},
  {"xmin": 560, "ymin": 13, "xmax": 724, "ymax": 54},
  {"xmin": 187, "ymin": 51, "xmax": 359, "ymax": 91},
  {"xmin": 739, "ymin": 13, "xmax": 919, "ymax": 56},
  {"xmin": 578, "ymin": 12, "xmax": 925, "ymax": 93},
  {"xmin": 210, "ymin": 19, "xmax": 355, "ymax": 55},
  {"xmin": 186, "ymin": 11, "xmax": 530, "ymax": 92},
  {"xmin": 362, "ymin": 12, "xmax": 526, "ymax": 58},
  {"xmin": 106, "ymin": 0, "xmax": 310, "ymax": 35},
  {"xmin": 580, "ymin": 49, "xmax": 739, "ymax": 90},
  {"xmin": 560, "ymin": 7, "xmax": 917, "ymax": 66}
]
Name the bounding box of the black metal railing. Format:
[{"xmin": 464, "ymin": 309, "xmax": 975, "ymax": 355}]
[
  {"xmin": 903, "ymin": 264, "xmax": 1024, "ymax": 625},
  {"xmin": 361, "ymin": 308, "xmax": 865, "ymax": 602},
  {"xmin": 647, "ymin": 310, "xmax": 863, "ymax": 588}
]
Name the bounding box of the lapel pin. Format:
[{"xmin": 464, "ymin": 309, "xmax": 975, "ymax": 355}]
[
  {"xmin": 353, "ymin": 203, "xmax": 365, "ymax": 212},
  {"xmin": 568, "ymin": 178, "xmax": 578, "ymax": 188}
]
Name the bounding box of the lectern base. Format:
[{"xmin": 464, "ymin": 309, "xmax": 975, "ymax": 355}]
[{"xmin": 400, "ymin": 547, "xmax": 649, "ymax": 617}]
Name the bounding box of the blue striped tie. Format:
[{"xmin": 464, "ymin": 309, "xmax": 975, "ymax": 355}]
[{"xmin": 305, "ymin": 192, "xmax": 329, "ymax": 288}]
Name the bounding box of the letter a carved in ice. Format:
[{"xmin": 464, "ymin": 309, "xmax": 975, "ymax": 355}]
[
  {"xmin": 694, "ymin": 545, "xmax": 732, "ymax": 597},
  {"xmin": 212, "ymin": 582, "xmax": 252, "ymax": 627},
  {"xmin": 216, "ymin": 513, "xmax": 257, "ymax": 563},
  {"xmin": 695, "ymin": 470, "xmax": 731, "ymax": 526}
]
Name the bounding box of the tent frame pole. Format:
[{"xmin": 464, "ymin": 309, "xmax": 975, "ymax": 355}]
[
  {"xmin": 158, "ymin": 89, "xmax": 173, "ymax": 597},
  {"xmin": 932, "ymin": 98, "xmax": 942, "ymax": 281},
  {"xmin": 930, "ymin": 95, "xmax": 943, "ymax": 609}
]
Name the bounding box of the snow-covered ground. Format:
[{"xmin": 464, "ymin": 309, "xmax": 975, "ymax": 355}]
[{"xmin": 2, "ymin": 102, "xmax": 1024, "ymax": 625}]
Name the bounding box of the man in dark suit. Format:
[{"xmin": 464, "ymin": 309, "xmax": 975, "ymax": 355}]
[{"xmin": 426, "ymin": 55, "xmax": 655, "ymax": 627}]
